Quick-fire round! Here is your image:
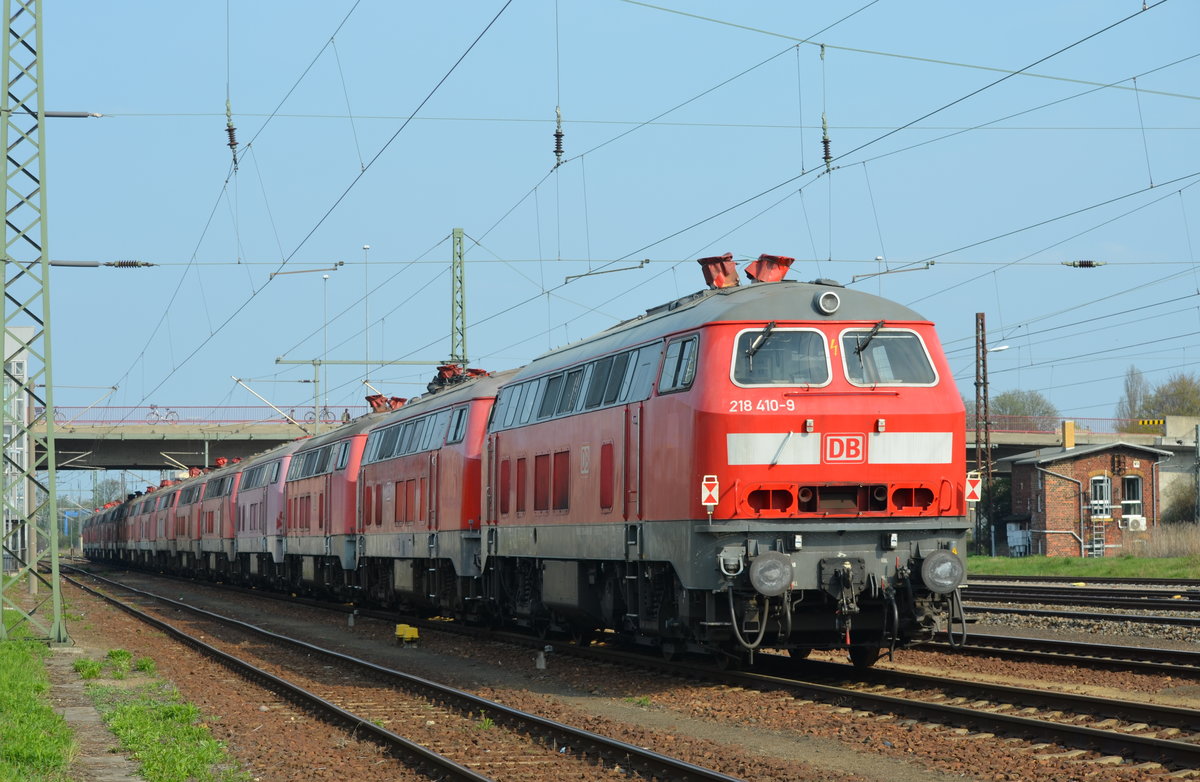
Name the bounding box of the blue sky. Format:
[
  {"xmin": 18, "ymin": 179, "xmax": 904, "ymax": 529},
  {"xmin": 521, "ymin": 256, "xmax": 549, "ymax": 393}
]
[{"xmin": 43, "ymin": 1, "xmax": 1200, "ymax": 430}]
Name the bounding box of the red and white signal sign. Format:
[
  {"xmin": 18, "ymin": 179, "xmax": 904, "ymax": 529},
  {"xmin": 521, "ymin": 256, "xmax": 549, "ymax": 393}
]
[
  {"xmin": 965, "ymin": 475, "xmax": 982, "ymax": 503},
  {"xmin": 701, "ymin": 474, "xmax": 720, "ymax": 506}
]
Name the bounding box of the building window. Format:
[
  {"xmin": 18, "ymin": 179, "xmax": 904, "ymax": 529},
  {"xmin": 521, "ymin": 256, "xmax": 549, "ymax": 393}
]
[
  {"xmin": 1122, "ymin": 475, "xmax": 1143, "ymax": 517},
  {"xmin": 1090, "ymin": 475, "xmax": 1111, "ymax": 517}
]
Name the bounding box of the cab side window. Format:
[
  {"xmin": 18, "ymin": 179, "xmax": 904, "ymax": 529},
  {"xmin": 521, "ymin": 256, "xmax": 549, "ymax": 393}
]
[{"xmin": 658, "ymin": 335, "xmax": 698, "ymax": 394}]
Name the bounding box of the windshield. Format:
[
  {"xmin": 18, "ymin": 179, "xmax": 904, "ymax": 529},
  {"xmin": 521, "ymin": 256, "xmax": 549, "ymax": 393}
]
[
  {"xmin": 732, "ymin": 328, "xmax": 829, "ymax": 386},
  {"xmin": 841, "ymin": 329, "xmax": 936, "ymax": 385}
]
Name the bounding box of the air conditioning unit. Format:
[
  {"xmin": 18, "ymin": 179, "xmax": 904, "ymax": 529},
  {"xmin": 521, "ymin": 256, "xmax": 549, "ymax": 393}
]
[{"xmin": 1125, "ymin": 516, "xmax": 1147, "ymax": 532}]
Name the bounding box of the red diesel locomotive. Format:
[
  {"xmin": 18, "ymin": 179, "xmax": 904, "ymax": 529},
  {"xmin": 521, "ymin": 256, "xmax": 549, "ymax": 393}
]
[{"xmin": 84, "ymin": 254, "xmax": 968, "ymax": 667}]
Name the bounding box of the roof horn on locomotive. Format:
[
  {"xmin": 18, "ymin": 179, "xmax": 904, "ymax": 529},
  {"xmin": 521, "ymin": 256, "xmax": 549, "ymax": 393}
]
[
  {"xmin": 699, "ymin": 252, "xmax": 796, "ymax": 290},
  {"xmin": 425, "ymin": 364, "xmax": 488, "ymax": 395},
  {"xmin": 743, "ymin": 253, "xmax": 794, "ymax": 283}
]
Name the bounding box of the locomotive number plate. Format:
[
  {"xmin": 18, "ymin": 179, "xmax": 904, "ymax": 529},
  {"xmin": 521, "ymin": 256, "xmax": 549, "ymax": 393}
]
[{"xmin": 728, "ymin": 398, "xmax": 797, "ymax": 413}]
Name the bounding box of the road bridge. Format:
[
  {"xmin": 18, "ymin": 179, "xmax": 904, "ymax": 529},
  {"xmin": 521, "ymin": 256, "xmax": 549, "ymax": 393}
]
[
  {"xmin": 29, "ymin": 407, "xmax": 1199, "ymax": 474},
  {"xmin": 32, "ymin": 406, "xmax": 363, "ymax": 471}
]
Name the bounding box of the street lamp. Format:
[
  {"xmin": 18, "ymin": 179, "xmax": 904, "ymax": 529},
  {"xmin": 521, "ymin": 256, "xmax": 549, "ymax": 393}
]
[
  {"xmin": 322, "ymin": 274, "xmax": 330, "ymax": 424},
  {"xmin": 362, "ymin": 244, "xmax": 370, "ymax": 385}
]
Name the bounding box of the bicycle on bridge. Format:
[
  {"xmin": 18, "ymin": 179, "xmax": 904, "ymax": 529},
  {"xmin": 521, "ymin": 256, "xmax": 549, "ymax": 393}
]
[
  {"xmin": 303, "ymin": 407, "xmax": 336, "ymax": 424},
  {"xmin": 146, "ymin": 404, "xmax": 180, "ymax": 424}
]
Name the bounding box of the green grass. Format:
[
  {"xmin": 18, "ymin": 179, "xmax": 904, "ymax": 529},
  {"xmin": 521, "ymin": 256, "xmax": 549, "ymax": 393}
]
[
  {"xmin": 106, "ymin": 648, "xmax": 133, "ymax": 678},
  {"xmin": 0, "ymin": 622, "xmax": 75, "ymax": 782},
  {"xmin": 968, "ymin": 554, "xmax": 1200, "ymax": 579},
  {"xmin": 87, "ymin": 681, "xmax": 249, "ymax": 782}
]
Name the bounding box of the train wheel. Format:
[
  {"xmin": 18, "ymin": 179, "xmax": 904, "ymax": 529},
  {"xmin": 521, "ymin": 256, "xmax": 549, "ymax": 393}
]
[
  {"xmin": 788, "ymin": 647, "xmax": 812, "ymax": 660},
  {"xmin": 712, "ymin": 649, "xmax": 743, "ymax": 671},
  {"xmin": 849, "ymin": 643, "xmax": 881, "ymax": 670},
  {"xmin": 660, "ymin": 641, "xmax": 683, "ymax": 661}
]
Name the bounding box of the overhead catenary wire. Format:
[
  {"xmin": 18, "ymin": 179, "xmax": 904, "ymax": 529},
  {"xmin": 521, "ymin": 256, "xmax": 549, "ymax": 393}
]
[
  {"xmin": 88, "ymin": 4, "xmax": 1195, "ymax": 422},
  {"xmin": 331, "ymin": 37, "xmax": 366, "ymax": 172},
  {"xmin": 620, "ymin": 0, "xmax": 1187, "ymax": 101},
  {"xmin": 904, "ymin": 173, "xmax": 1200, "ymax": 306},
  {"xmin": 345, "ymin": 2, "xmax": 1190, "ymax": 392},
  {"xmin": 106, "ymin": 1, "xmax": 370, "ymax": 401},
  {"xmin": 101, "ymin": 1, "xmax": 513, "ymax": 420},
  {"xmin": 525, "ymin": 4, "xmax": 1180, "ymax": 293}
]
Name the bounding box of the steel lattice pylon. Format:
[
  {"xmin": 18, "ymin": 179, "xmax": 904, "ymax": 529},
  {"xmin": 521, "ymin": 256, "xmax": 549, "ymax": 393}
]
[
  {"xmin": 1, "ymin": 0, "xmax": 67, "ymax": 643},
  {"xmin": 450, "ymin": 227, "xmax": 467, "ymax": 366}
]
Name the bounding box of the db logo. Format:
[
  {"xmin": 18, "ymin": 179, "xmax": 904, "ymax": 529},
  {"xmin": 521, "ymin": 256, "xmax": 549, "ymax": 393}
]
[{"xmin": 823, "ymin": 433, "xmax": 866, "ymax": 463}]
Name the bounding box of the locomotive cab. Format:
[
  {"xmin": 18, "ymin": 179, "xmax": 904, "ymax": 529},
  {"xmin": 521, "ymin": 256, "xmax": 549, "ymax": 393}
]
[{"xmin": 674, "ymin": 268, "xmax": 967, "ymax": 666}]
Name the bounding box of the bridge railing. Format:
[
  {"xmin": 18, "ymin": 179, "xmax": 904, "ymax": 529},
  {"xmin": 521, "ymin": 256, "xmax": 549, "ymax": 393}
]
[
  {"xmin": 40, "ymin": 406, "xmax": 369, "ymax": 426},
  {"xmin": 37, "ymin": 408, "xmax": 1166, "ymax": 436},
  {"xmin": 970, "ymin": 415, "xmax": 1164, "ymax": 436}
]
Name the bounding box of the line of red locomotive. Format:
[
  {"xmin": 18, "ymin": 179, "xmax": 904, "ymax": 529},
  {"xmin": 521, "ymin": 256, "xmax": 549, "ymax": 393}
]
[{"xmin": 84, "ymin": 254, "xmax": 968, "ymax": 667}]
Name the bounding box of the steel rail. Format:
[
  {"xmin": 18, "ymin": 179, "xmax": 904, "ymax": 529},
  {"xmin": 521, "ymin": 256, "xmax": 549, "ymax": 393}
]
[
  {"xmin": 922, "ymin": 632, "xmax": 1200, "ymax": 673},
  {"xmin": 965, "ymin": 604, "xmax": 1200, "ymax": 627},
  {"xmin": 969, "ymin": 574, "xmax": 1200, "ymax": 589},
  {"xmin": 966, "ymin": 586, "xmax": 1200, "ymax": 611},
  {"xmin": 63, "ymin": 575, "xmax": 491, "ymax": 782},
  {"xmin": 721, "ymin": 661, "xmax": 1200, "ymax": 768},
  {"xmin": 65, "ymin": 570, "xmax": 743, "ymax": 782},
  {"xmin": 769, "ymin": 657, "xmax": 1200, "ymax": 732},
  {"xmin": 75, "ymin": 567, "xmax": 1200, "ymax": 770}
]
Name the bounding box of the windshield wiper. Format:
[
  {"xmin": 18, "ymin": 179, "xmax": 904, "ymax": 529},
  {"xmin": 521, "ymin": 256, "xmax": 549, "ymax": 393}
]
[
  {"xmin": 744, "ymin": 321, "xmax": 776, "ymax": 370},
  {"xmin": 854, "ymin": 320, "xmax": 886, "ymax": 355}
]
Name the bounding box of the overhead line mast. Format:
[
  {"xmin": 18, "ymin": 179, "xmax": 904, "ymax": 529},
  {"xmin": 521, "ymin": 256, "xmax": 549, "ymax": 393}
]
[
  {"xmin": 450, "ymin": 227, "xmax": 467, "ymax": 367},
  {"xmin": 1, "ymin": 0, "xmax": 67, "ymax": 643}
]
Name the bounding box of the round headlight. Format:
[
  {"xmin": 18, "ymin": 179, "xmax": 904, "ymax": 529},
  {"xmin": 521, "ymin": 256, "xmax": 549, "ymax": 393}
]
[
  {"xmin": 919, "ymin": 550, "xmax": 964, "ymax": 594},
  {"xmin": 748, "ymin": 551, "xmax": 793, "ymax": 597},
  {"xmin": 814, "ymin": 290, "xmax": 840, "ymax": 315}
]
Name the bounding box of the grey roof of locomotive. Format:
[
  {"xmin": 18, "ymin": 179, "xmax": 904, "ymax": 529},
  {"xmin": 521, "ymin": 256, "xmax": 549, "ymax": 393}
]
[{"xmin": 508, "ymin": 279, "xmax": 929, "ymax": 382}]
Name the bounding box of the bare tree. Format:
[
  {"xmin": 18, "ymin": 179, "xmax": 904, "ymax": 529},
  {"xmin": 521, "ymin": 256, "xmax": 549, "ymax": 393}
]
[
  {"xmin": 990, "ymin": 389, "xmax": 1060, "ymax": 432},
  {"xmin": 1115, "ymin": 365, "xmax": 1150, "ymax": 420},
  {"xmin": 1145, "ymin": 373, "xmax": 1200, "ymax": 417}
]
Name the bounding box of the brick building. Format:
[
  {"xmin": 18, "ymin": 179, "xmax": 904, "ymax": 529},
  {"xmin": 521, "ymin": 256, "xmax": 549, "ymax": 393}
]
[{"xmin": 998, "ymin": 423, "xmax": 1172, "ymax": 557}]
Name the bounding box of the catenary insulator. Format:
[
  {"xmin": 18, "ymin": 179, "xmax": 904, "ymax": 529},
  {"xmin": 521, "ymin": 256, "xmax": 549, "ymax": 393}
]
[
  {"xmin": 821, "ymin": 112, "xmax": 832, "ymax": 172},
  {"xmin": 553, "ymin": 106, "xmax": 565, "ymax": 167}
]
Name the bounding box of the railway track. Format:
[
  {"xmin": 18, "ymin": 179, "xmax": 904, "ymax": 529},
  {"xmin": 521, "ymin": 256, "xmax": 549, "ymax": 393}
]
[
  {"xmin": 921, "ymin": 632, "xmax": 1200, "ymax": 674},
  {"xmin": 969, "ymin": 574, "xmax": 1200, "ymax": 589},
  {"xmin": 65, "ymin": 569, "xmax": 741, "ymax": 782},
  {"xmin": 965, "ymin": 583, "xmax": 1200, "ymax": 612},
  {"xmin": 964, "ymin": 604, "xmax": 1200, "ymax": 627},
  {"xmin": 533, "ymin": 639, "xmax": 1200, "ymax": 772},
  {"xmin": 72, "ymin": 566, "xmax": 1200, "ymax": 775}
]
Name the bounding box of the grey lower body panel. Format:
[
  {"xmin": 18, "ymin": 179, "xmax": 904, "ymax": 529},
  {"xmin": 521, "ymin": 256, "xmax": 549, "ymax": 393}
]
[
  {"xmin": 482, "ymin": 517, "xmax": 968, "ymax": 591},
  {"xmin": 361, "ymin": 529, "xmax": 482, "ymax": 578}
]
